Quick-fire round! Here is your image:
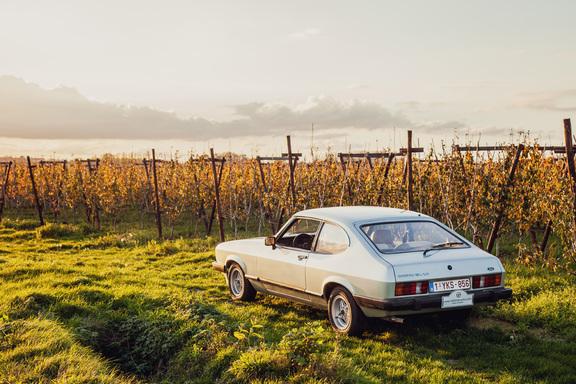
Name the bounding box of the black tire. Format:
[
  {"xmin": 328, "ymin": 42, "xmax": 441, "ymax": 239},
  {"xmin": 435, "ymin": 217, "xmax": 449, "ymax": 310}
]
[
  {"xmin": 227, "ymin": 263, "xmax": 256, "ymax": 302},
  {"xmin": 328, "ymin": 287, "xmax": 366, "ymax": 336}
]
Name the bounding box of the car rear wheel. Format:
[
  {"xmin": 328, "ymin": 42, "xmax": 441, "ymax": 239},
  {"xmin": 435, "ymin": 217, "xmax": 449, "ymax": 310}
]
[
  {"xmin": 328, "ymin": 287, "xmax": 365, "ymax": 336},
  {"xmin": 228, "ymin": 263, "xmax": 256, "ymax": 301}
]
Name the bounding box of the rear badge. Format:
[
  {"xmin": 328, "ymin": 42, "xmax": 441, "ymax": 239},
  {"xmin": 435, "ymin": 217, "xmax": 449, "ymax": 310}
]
[
  {"xmin": 447, "ymin": 265, "xmax": 453, "ymax": 270},
  {"xmin": 487, "ymin": 267, "xmax": 494, "ymax": 271}
]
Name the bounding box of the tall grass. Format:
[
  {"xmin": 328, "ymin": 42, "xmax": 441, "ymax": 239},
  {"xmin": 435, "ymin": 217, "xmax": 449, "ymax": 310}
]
[{"xmin": 1, "ymin": 223, "xmax": 576, "ymax": 383}]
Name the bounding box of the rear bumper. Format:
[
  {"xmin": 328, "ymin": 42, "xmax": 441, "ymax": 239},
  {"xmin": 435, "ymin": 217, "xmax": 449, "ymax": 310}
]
[{"xmin": 355, "ymin": 287, "xmax": 512, "ymax": 312}]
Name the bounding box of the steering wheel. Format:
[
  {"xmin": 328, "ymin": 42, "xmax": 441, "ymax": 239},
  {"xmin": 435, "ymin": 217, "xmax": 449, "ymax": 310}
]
[{"xmin": 292, "ymin": 233, "xmax": 313, "ymax": 250}]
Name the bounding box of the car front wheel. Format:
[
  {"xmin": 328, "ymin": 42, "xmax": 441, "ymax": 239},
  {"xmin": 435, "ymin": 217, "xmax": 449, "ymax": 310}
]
[
  {"xmin": 227, "ymin": 263, "xmax": 256, "ymax": 301},
  {"xmin": 328, "ymin": 287, "xmax": 365, "ymax": 336}
]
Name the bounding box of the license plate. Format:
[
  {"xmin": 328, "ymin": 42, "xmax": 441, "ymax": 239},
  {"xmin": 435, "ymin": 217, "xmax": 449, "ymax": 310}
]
[{"xmin": 429, "ymin": 278, "xmax": 471, "ymax": 293}]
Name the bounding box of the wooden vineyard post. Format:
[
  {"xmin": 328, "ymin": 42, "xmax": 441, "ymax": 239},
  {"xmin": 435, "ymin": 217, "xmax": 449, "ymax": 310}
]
[
  {"xmin": 75, "ymin": 161, "xmax": 90, "ymax": 225},
  {"xmin": 486, "ymin": 144, "xmax": 524, "ymax": 254},
  {"xmin": 378, "ymin": 153, "xmax": 395, "ymax": 206},
  {"xmin": 26, "ymin": 156, "xmax": 44, "ymax": 226},
  {"xmin": 529, "ymin": 220, "xmax": 553, "ymax": 253},
  {"xmin": 0, "ymin": 161, "xmax": 12, "ymax": 221},
  {"xmin": 38, "ymin": 160, "xmax": 67, "ymax": 222},
  {"xmin": 383, "ymin": 153, "xmax": 395, "ymax": 179},
  {"xmin": 407, "ymin": 130, "xmax": 414, "ymax": 211},
  {"xmin": 88, "ymin": 159, "xmax": 101, "ymax": 230},
  {"xmin": 152, "ymin": 149, "xmax": 163, "ymax": 241},
  {"xmin": 77, "ymin": 159, "xmax": 101, "ymax": 229},
  {"xmin": 256, "ymin": 156, "xmax": 277, "ymax": 234},
  {"xmin": 207, "ymin": 156, "xmax": 225, "ymax": 236},
  {"xmin": 287, "ymin": 135, "xmax": 297, "ymax": 209},
  {"xmin": 336, "ymin": 152, "xmax": 397, "ymax": 206},
  {"xmin": 338, "ymin": 153, "xmax": 354, "ymax": 202},
  {"xmin": 210, "ymin": 148, "xmax": 226, "ymax": 242},
  {"xmin": 564, "ymin": 118, "xmax": 576, "ymax": 234},
  {"xmin": 196, "ymin": 176, "xmax": 212, "ymax": 234},
  {"xmin": 256, "ymin": 142, "xmax": 301, "ymax": 234},
  {"xmin": 540, "ymin": 220, "xmax": 553, "ymax": 253},
  {"xmin": 142, "ymin": 158, "xmax": 154, "ymax": 209},
  {"xmin": 454, "ymin": 145, "xmax": 472, "ymax": 202}
]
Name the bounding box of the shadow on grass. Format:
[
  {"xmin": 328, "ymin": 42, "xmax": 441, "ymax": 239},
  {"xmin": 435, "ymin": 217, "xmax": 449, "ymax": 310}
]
[
  {"xmin": 362, "ymin": 313, "xmax": 576, "ymax": 383},
  {"xmin": 7, "ymin": 290, "xmax": 233, "ymax": 378}
]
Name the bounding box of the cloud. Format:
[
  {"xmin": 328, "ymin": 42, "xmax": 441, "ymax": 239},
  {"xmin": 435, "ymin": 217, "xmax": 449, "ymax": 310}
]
[
  {"xmin": 286, "ymin": 28, "xmax": 321, "ymax": 41},
  {"xmin": 441, "ymin": 81, "xmax": 495, "ymax": 90},
  {"xmin": 230, "ymin": 95, "xmax": 411, "ymax": 133},
  {"xmin": 464, "ymin": 125, "xmax": 512, "ymax": 137},
  {"xmin": 343, "ymin": 83, "xmax": 370, "ymax": 90},
  {"xmin": 0, "ymin": 76, "xmax": 468, "ymax": 145},
  {"xmin": 512, "ymin": 89, "xmax": 576, "ymax": 112},
  {"xmin": 413, "ymin": 120, "xmax": 467, "ymax": 135},
  {"xmin": 397, "ymin": 100, "xmax": 448, "ymax": 111},
  {"xmin": 0, "ymin": 75, "xmax": 217, "ymax": 140}
]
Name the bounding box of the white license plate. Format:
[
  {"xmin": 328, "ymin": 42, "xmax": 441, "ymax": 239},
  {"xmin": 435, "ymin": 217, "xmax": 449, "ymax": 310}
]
[
  {"xmin": 429, "ymin": 278, "xmax": 471, "ymax": 293},
  {"xmin": 442, "ymin": 290, "xmax": 474, "ymax": 308}
]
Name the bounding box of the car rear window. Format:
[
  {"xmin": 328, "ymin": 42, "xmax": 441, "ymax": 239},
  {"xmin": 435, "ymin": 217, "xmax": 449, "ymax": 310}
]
[{"xmin": 361, "ymin": 221, "xmax": 467, "ymax": 253}]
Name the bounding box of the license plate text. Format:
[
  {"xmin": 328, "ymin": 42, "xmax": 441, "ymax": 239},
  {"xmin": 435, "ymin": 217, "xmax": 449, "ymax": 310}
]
[{"xmin": 430, "ymin": 278, "xmax": 470, "ymax": 293}]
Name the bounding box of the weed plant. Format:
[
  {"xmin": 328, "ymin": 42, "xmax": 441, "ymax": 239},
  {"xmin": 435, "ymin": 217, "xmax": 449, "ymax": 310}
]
[{"xmin": 0, "ymin": 222, "xmax": 575, "ymax": 383}]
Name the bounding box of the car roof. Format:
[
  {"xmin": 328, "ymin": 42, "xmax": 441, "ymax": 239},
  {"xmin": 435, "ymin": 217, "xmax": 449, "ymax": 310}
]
[{"xmin": 294, "ymin": 206, "xmax": 430, "ymax": 227}]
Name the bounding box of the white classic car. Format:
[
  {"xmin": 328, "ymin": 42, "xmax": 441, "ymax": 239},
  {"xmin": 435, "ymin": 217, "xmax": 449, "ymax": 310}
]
[{"xmin": 213, "ymin": 206, "xmax": 512, "ymax": 335}]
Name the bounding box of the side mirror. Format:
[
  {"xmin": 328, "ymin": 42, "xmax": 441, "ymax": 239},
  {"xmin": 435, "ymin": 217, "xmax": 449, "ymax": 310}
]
[{"xmin": 265, "ymin": 236, "xmax": 276, "ymax": 249}]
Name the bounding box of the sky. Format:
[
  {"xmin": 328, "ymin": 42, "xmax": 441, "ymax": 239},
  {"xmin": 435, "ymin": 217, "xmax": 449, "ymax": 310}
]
[{"xmin": 0, "ymin": 0, "xmax": 575, "ymax": 160}]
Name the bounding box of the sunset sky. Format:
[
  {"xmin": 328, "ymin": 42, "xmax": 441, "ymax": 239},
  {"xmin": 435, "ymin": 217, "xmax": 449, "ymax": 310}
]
[{"xmin": 1, "ymin": 0, "xmax": 575, "ymax": 159}]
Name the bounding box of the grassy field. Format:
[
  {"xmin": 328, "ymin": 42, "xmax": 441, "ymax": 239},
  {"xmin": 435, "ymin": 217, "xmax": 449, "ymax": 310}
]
[{"xmin": 1, "ymin": 221, "xmax": 576, "ymax": 383}]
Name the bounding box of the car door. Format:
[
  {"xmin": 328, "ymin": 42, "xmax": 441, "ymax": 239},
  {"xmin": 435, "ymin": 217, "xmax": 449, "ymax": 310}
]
[
  {"xmin": 305, "ymin": 222, "xmax": 351, "ymax": 297},
  {"xmin": 258, "ymin": 218, "xmax": 321, "ymax": 301}
]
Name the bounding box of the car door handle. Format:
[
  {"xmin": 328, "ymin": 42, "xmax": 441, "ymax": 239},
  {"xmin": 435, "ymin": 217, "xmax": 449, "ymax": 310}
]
[{"xmin": 298, "ymin": 255, "xmax": 308, "ymax": 261}]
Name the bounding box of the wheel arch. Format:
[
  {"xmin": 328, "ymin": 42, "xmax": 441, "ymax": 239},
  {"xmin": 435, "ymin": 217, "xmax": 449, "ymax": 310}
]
[
  {"xmin": 322, "ymin": 277, "xmax": 356, "ymax": 301},
  {"xmin": 225, "ymin": 255, "xmax": 248, "ymax": 273}
]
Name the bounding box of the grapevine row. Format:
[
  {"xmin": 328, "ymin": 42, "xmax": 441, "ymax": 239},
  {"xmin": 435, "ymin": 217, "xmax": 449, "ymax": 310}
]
[{"xmin": 1, "ymin": 133, "xmax": 575, "ymax": 272}]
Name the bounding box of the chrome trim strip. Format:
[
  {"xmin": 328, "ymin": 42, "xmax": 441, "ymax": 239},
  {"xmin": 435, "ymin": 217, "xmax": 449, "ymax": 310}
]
[{"xmin": 249, "ymin": 276, "xmax": 323, "ymax": 297}]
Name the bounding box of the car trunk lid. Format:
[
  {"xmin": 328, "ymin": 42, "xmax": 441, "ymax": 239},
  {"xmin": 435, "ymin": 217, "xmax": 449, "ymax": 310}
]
[{"xmin": 384, "ymin": 247, "xmax": 503, "ymax": 282}]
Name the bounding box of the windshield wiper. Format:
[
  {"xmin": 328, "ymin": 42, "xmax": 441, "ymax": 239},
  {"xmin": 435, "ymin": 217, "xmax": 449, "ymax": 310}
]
[{"xmin": 423, "ymin": 242, "xmax": 464, "ymax": 256}]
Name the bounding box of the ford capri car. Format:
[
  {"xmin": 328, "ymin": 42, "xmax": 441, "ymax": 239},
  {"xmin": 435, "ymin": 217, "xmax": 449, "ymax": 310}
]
[{"xmin": 213, "ymin": 206, "xmax": 512, "ymax": 335}]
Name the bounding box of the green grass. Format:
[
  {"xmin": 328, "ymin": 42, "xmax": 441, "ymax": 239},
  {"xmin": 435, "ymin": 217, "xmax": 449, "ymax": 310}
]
[{"xmin": 1, "ymin": 223, "xmax": 576, "ymax": 383}]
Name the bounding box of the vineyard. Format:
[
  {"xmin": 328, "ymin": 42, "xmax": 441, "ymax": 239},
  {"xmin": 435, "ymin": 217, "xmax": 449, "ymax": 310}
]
[
  {"xmin": 2, "ymin": 123, "xmax": 576, "ymax": 273},
  {"xmin": 3, "ymin": 122, "xmax": 576, "ymax": 383}
]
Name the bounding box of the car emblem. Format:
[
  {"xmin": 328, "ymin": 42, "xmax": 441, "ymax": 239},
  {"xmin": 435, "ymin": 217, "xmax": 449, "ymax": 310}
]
[
  {"xmin": 447, "ymin": 265, "xmax": 453, "ymax": 270},
  {"xmin": 488, "ymin": 267, "xmax": 494, "ymax": 271}
]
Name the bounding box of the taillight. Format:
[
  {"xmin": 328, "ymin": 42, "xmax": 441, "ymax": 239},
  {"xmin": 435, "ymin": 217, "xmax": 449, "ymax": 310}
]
[
  {"xmin": 472, "ymin": 273, "xmax": 502, "ymax": 288},
  {"xmin": 395, "ymin": 281, "xmax": 429, "ymax": 296}
]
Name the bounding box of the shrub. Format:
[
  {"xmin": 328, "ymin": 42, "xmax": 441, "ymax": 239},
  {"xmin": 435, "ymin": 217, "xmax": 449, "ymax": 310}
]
[
  {"xmin": 504, "ymin": 286, "xmax": 576, "ymax": 334},
  {"xmin": 277, "ymin": 322, "xmax": 325, "ymax": 366},
  {"xmin": 35, "ymin": 223, "xmax": 91, "ymax": 239},
  {"xmin": 0, "ymin": 219, "xmax": 39, "ymax": 230},
  {"xmin": 96, "ymin": 315, "xmax": 187, "ymax": 376},
  {"xmin": 228, "ymin": 349, "xmax": 290, "ymax": 382}
]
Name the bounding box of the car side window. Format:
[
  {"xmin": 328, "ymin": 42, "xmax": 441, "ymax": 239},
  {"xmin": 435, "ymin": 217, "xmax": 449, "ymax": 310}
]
[
  {"xmin": 275, "ymin": 218, "xmax": 321, "ymax": 250},
  {"xmin": 315, "ymin": 223, "xmax": 349, "ymax": 254}
]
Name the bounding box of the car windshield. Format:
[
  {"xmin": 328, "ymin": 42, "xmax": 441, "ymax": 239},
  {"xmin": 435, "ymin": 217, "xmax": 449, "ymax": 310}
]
[{"xmin": 361, "ymin": 221, "xmax": 467, "ymax": 253}]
